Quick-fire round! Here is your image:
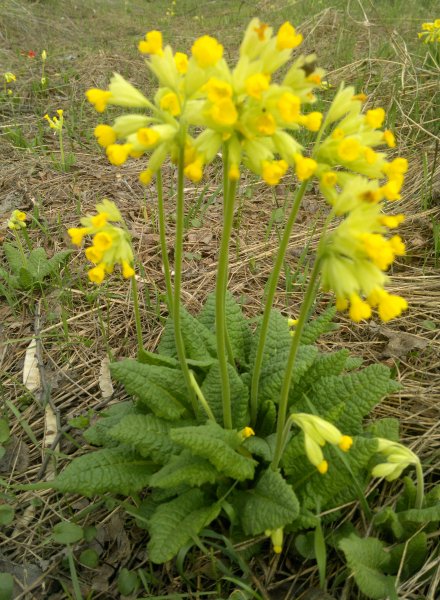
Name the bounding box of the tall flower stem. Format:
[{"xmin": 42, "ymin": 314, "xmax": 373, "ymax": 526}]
[
  {"xmin": 216, "ymin": 158, "xmax": 238, "ymax": 429},
  {"xmin": 58, "ymin": 129, "xmax": 65, "ymax": 172},
  {"xmin": 250, "ymin": 180, "xmax": 309, "ymax": 426},
  {"xmin": 415, "ymin": 460, "xmax": 424, "ymax": 510},
  {"xmin": 174, "ymin": 147, "xmax": 198, "ymax": 414},
  {"xmin": 156, "ymin": 169, "xmax": 174, "ymax": 313},
  {"xmin": 271, "ymin": 256, "xmax": 322, "ymax": 470},
  {"xmin": 130, "ymin": 275, "xmax": 145, "ymax": 356}
]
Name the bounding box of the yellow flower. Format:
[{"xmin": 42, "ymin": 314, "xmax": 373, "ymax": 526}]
[
  {"xmin": 41, "ymin": 50, "xmax": 47, "ymax": 61},
  {"xmin": 245, "ymin": 73, "xmax": 270, "ymax": 99},
  {"xmin": 85, "ymin": 245, "xmax": 103, "ymax": 263},
  {"xmin": 210, "ymin": 98, "xmax": 238, "ymax": 127},
  {"xmin": 93, "ymin": 232, "xmax": 113, "ymax": 251},
  {"xmin": 348, "ymin": 293, "xmax": 372, "ymax": 322},
  {"xmin": 191, "ymin": 35, "xmax": 223, "ymax": 67},
  {"xmin": 94, "ymin": 124, "xmax": 117, "ymax": 147},
  {"xmin": 291, "ymin": 412, "xmax": 352, "ymax": 474},
  {"xmin": 106, "ymin": 143, "xmax": 133, "ymax": 166},
  {"xmin": 277, "ymin": 92, "xmax": 301, "ymax": 122},
  {"xmin": 159, "ymin": 91, "xmax": 181, "ymax": 116},
  {"xmin": 338, "ymin": 138, "xmax": 361, "ymax": 161},
  {"xmin": 139, "ymin": 168, "xmax": 154, "ymax": 185},
  {"xmin": 174, "ymin": 52, "xmax": 188, "ymax": 74},
  {"xmin": 294, "ymin": 154, "xmax": 317, "ymax": 181},
  {"xmin": 365, "ymin": 107, "xmax": 385, "ymax": 129},
  {"xmin": 276, "ymin": 22, "xmax": 303, "ymax": 50},
  {"xmin": 7, "ymin": 210, "xmax": 27, "ymax": 230},
  {"xmin": 265, "ymin": 528, "xmax": 284, "ymax": 554},
  {"xmin": 184, "ymin": 156, "xmax": 204, "ymax": 182},
  {"xmin": 137, "ymin": 127, "xmax": 160, "ymax": 147},
  {"xmin": 256, "ymin": 113, "xmax": 276, "ymax": 136},
  {"xmin": 4, "ymin": 72, "xmax": 16, "ymax": 83},
  {"xmin": 138, "ymin": 30, "xmax": 163, "ymax": 55},
  {"xmin": 88, "ymin": 265, "xmax": 106, "ymax": 284},
  {"xmin": 202, "ymin": 78, "xmax": 233, "ymax": 102},
  {"xmin": 122, "ymin": 260, "xmax": 135, "ymax": 278},
  {"xmin": 368, "ymin": 289, "xmax": 408, "ymax": 322},
  {"xmin": 68, "ymin": 227, "xmax": 90, "ymax": 246},
  {"xmin": 239, "ymin": 427, "xmax": 255, "ymax": 440},
  {"xmin": 383, "ymin": 130, "xmax": 396, "ymax": 148},
  {"xmin": 86, "ymin": 89, "xmax": 112, "ymax": 113},
  {"xmin": 262, "ymin": 159, "xmax": 288, "ymax": 185},
  {"xmin": 44, "ymin": 110, "xmax": 64, "ymax": 132},
  {"xmin": 301, "ymin": 111, "xmax": 323, "ymax": 132}
]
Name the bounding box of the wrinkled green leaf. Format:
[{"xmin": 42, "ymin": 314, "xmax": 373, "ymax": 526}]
[
  {"xmin": 201, "ymin": 361, "xmax": 249, "ymax": 428},
  {"xmin": 150, "ymin": 451, "xmax": 219, "ymax": 488},
  {"xmin": 52, "ymin": 448, "xmax": 154, "ymax": 496},
  {"xmin": 339, "ymin": 534, "xmax": 396, "ymax": 599},
  {"xmin": 148, "ymin": 489, "xmax": 220, "ymax": 563},
  {"xmin": 170, "ymin": 422, "xmax": 257, "ymax": 481},
  {"xmin": 241, "ymin": 468, "xmax": 299, "ymax": 535},
  {"xmin": 110, "ymin": 359, "xmax": 188, "ymax": 420}
]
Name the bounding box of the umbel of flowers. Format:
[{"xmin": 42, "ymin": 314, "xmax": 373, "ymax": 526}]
[
  {"xmin": 85, "ymin": 18, "xmax": 408, "ymax": 325},
  {"xmin": 60, "ymin": 20, "xmax": 425, "ymax": 562}
]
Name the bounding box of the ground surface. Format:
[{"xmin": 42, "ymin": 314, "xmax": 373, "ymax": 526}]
[{"xmin": 1, "ymin": 0, "xmax": 439, "ymax": 598}]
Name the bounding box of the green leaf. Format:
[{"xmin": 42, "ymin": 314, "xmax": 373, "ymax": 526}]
[
  {"xmin": 110, "ymin": 359, "xmax": 188, "ymax": 420},
  {"xmin": 284, "ymin": 436, "xmax": 379, "ymax": 510},
  {"xmin": 255, "ymin": 400, "xmax": 276, "ymax": 438},
  {"xmin": 243, "ymin": 436, "xmax": 272, "ymax": 462},
  {"xmin": 0, "ymin": 419, "xmax": 10, "ymax": 444},
  {"xmin": 149, "ymin": 451, "xmax": 220, "ymax": 488},
  {"xmin": 300, "ymin": 306, "xmax": 338, "ymax": 345},
  {"xmin": 199, "ymin": 291, "xmax": 252, "ymax": 366},
  {"xmin": 84, "ymin": 401, "xmax": 137, "ymax": 446},
  {"xmin": 301, "ymin": 365, "xmax": 399, "ymax": 434},
  {"xmin": 201, "ymin": 361, "xmax": 249, "ymax": 428},
  {"xmin": 79, "ymin": 548, "xmax": 99, "ymax": 569},
  {"xmin": 249, "ymin": 309, "xmax": 317, "ymax": 404},
  {"xmin": 388, "ymin": 532, "xmax": 428, "ymax": 579},
  {"xmin": 293, "ymin": 350, "xmax": 350, "ymax": 402},
  {"xmin": 158, "ymin": 306, "xmax": 217, "ymax": 361},
  {"xmin": 0, "ymin": 505, "xmax": 14, "ymax": 526},
  {"xmin": 170, "ymin": 422, "xmax": 257, "ymax": 481},
  {"xmin": 108, "ymin": 413, "xmax": 180, "ymax": 462},
  {"xmin": 52, "ymin": 448, "xmax": 154, "ymax": 496},
  {"xmin": 117, "ymin": 568, "xmax": 139, "ymax": 595},
  {"xmin": 241, "ymin": 468, "xmax": 299, "ymax": 535},
  {"xmin": 137, "ymin": 348, "xmax": 179, "ymax": 368},
  {"xmin": 373, "ymin": 507, "xmax": 405, "ymax": 540},
  {"xmin": 339, "ymin": 534, "xmax": 397, "ymax": 600},
  {"xmin": 3, "ymin": 242, "xmax": 26, "ymax": 275},
  {"xmin": 46, "ymin": 249, "xmax": 71, "ymax": 274},
  {"xmin": 28, "ymin": 247, "xmax": 50, "ymax": 280},
  {"xmin": 147, "ymin": 489, "xmax": 221, "ymax": 563},
  {"xmin": 398, "ymin": 502, "xmax": 440, "ymax": 524},
  {"xmin": 52, "ymin": 522, "xmax": 84, "ymax": 545},
  {"xmin": 18, "ymin": 267, "xmax": 34, "ymax": 289},
  {"xmin": 0, "ymin": 573, "xmax": 14, "ymax": 600},
  {"xmin": 366, "ymin": 418, "xmax": 400, "ymax": 441}
]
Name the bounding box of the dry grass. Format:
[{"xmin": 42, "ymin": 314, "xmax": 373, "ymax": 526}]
[{"xmin": 1, "ymin": 0, "xmax": 440, "ymax": 598}]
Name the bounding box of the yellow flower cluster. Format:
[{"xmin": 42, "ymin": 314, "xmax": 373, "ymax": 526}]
[
  {"xmin": 85, "ymin": 18, "xmax": 325, "ymax": 186},
  {"xmin": 313, "ymin": 85, "xmax": 409, "ymax": 322},
  {"xmin": 290, "ymin": 413, "xmax": 353, "ymax": 475},
  {"xmin": 4, "ymin": 72, "xmax": 16, "ymax": 83},
  {"xmin": 44, "ymin": 109, "xmax": 64, "ymax": 132},
  {"xmin": 67, "ymin": 199, "xmax": 135, "ymax": 284},
  {"xmin": 84, "ymin": 21, "xmax": 408, "ymax": 322},
  {"xmin": 7, "ymin": 210, "xmax": 27, "ymax": 230},
  {"xmin": 371, "ymin": 438, "xmax": 420, "ymax": 481},
  {"xmin": 418, "ymin": 19, "xmax": 440, "ymax": 43}
]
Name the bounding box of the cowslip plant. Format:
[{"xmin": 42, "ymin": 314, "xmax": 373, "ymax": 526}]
[
  {"xmin": 0, "ymin": 210, "xmax": 71, "ymax": 300},
  {"xmin": 41, "ymin": 19, "xmax": 437, "ymax": 597}
]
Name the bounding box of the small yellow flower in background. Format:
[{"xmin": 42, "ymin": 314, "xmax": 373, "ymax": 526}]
[
  {"xmin": 265, "ymin": 527, "xmax": 283, "ymax": 554},
  {"xmin": 4, "ymin": 72, "xmax": 16, "ymax": 83},
  {"xmin": 44, "ymin": 109, "xmax": 64, "ymax": 132},
  {"xmin": 7, "ymin": 210, "xmax": 27, "ymax": 230},
  {"xmin": 418, "ymin": 19, "xmax": 440, "ymax": 43},
  {"xmin": 290, "ymin": 413, "xmax": 353, "ymax": 474},
  {"xmin": 138, "ymin": 30, "xmax": 163, "ymax": 55},
  {"xmin": 67, "ymin": 199, "xmax": 135, "ymax": 284},
  {"xmin": 239, "ymin": 427, "xmax": 255, "ymax": 440},
  {"xmin": 371, "ymin": 438, "xmax": 420, "ymax": 481},
  {"xmin": 41, "ymin": 50, "xmax": 47, "ymax": 61}
]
